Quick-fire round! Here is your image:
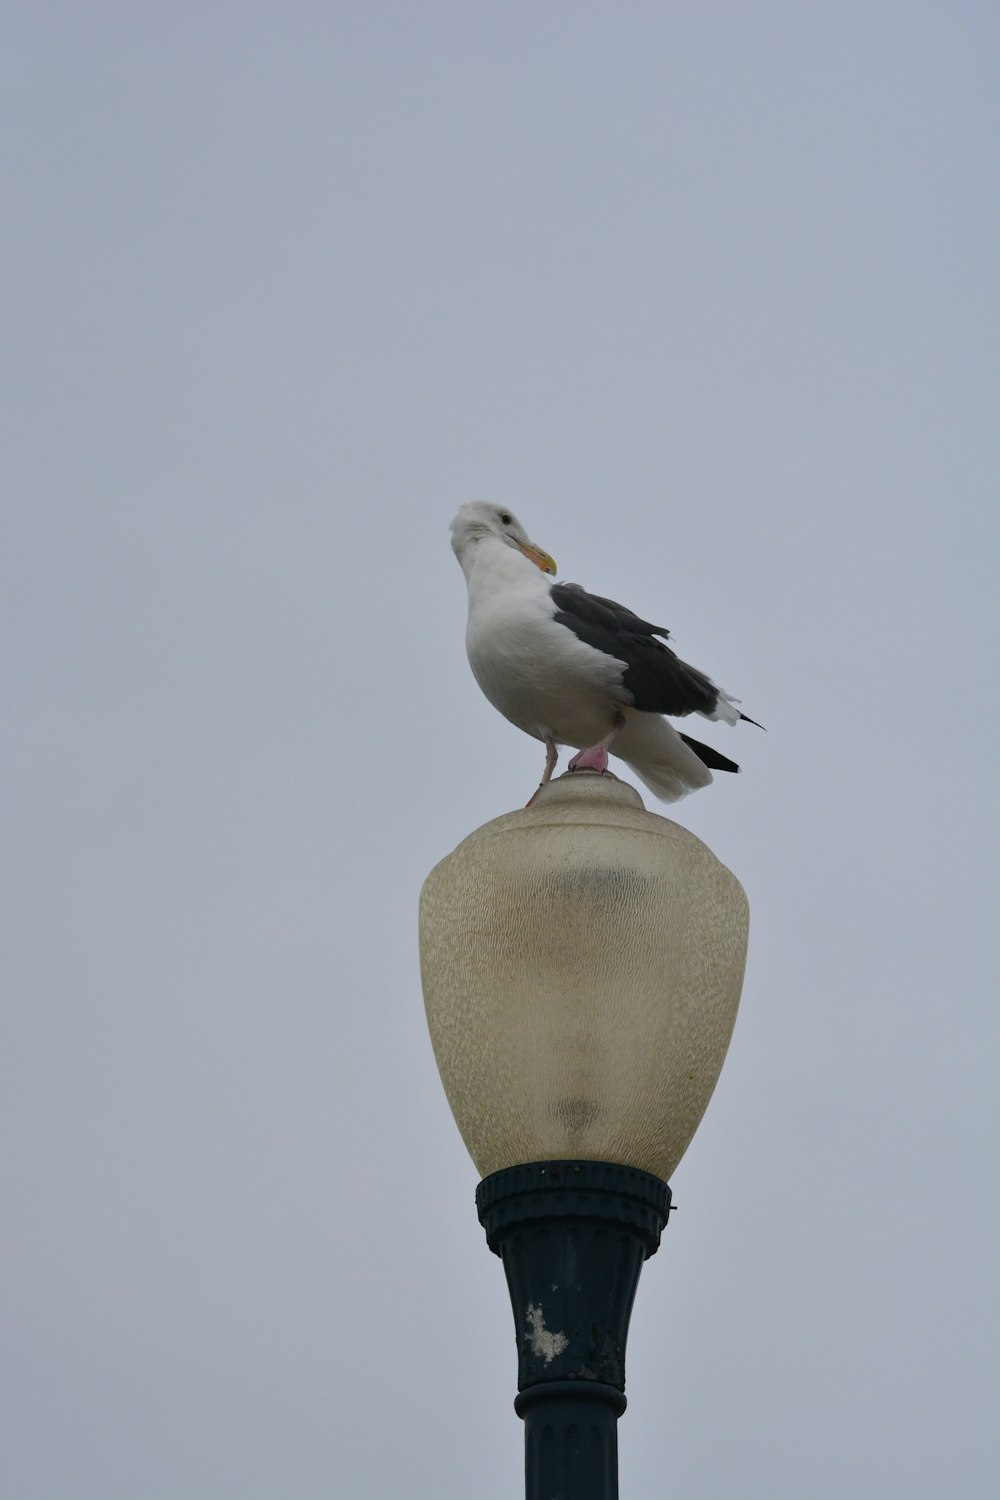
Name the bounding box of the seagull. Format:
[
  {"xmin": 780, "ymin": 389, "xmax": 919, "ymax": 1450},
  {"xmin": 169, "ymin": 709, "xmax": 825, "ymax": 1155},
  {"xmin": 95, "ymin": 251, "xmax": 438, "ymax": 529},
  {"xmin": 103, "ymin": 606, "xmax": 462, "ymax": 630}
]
[{"xmin": 450, "ymin": 500, "xmax": 760, "ymax": 803}]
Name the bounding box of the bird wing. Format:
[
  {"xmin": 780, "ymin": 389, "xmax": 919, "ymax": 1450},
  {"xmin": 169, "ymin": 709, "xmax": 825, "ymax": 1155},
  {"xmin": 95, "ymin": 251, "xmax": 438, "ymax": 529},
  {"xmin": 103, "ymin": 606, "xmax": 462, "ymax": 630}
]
[
  {"xmin": 549, "ymin": 582, "xmax": 670, "ymax": 638},
  {"xmin": 549, "ymin": 581, "xmax": 722, "ymax": 719}
]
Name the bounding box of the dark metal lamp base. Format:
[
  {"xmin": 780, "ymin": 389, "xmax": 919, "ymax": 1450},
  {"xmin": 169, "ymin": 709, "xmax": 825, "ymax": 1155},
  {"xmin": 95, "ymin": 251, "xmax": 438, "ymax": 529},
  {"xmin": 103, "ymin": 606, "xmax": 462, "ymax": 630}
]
[{"xmin": 477, "ymin": 1160, "xmax": 672, "ymax": 1500}]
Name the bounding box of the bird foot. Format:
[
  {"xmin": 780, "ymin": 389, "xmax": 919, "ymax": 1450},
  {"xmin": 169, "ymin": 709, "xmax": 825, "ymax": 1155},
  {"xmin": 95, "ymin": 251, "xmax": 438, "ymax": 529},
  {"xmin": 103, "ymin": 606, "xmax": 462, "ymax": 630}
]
[
  {"xmin": 526, "ymin": 735, "xmax": 560, "ymax": 806},
  {"xmin": 568, "ymin": 744, "xmax": 610, "ymax": 774}
]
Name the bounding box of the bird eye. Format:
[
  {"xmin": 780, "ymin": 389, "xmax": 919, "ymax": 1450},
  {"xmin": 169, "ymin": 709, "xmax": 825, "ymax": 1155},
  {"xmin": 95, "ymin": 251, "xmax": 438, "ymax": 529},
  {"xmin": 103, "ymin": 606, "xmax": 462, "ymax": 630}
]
[{"xmin": 499, "ymin": 511, "xmax": 512, "ymax": 525}]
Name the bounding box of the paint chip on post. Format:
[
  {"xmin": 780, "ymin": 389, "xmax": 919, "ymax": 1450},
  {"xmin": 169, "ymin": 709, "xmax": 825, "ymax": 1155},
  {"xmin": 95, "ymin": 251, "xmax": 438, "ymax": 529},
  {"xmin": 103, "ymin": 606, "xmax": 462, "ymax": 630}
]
[{"xmin": 524, "ymin": 1303, "xmax": 569, "ymax": 1364}]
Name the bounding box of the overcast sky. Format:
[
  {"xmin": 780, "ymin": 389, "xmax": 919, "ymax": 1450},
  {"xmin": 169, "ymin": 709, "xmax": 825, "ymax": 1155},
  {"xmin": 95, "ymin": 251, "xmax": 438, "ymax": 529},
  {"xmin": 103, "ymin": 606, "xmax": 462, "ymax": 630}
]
[{"xmin": 2, "ymin": 4, "xmax": 997, "ymax": 1497}]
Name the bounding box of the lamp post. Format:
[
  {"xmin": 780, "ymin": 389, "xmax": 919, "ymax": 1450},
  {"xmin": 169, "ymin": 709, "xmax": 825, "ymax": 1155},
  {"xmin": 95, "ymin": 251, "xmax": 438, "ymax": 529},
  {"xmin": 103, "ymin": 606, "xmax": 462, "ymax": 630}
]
[{"xmin": 419, "ymin": 771, "xmax": 748, "ymax": 1500}]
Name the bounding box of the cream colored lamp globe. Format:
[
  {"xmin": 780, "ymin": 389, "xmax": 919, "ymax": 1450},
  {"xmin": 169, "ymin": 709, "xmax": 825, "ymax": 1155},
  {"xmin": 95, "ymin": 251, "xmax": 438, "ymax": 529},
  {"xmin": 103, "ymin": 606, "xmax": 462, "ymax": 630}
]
[{"xmin": 419, "ymin": 771, "xmax": 749, "ymax": 1183}]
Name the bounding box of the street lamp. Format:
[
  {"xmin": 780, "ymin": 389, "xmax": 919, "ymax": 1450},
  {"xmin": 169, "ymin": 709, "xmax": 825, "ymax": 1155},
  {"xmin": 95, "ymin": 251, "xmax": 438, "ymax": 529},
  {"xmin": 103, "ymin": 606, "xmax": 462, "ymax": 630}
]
[{"xmin": 419, "ymin": 771, "xmax": 748, "ymax": 1499}]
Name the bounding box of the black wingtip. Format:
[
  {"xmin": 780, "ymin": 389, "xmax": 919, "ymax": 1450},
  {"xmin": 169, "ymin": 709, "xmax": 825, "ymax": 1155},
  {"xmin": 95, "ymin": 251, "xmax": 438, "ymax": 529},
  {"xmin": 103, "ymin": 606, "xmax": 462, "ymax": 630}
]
[
  {"xmin": 680, "ymin": 733, "xmax": 741, "ymax": 774},
  {"xmin": 739, "ymin": 712, "xmax": 766, "ymax": 730}
]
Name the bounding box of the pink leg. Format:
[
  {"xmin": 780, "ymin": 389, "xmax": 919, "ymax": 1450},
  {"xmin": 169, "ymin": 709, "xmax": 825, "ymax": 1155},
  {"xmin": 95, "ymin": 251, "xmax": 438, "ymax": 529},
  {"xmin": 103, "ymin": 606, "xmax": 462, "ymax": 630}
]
[
  {"xmin": 568, "ymin": 712, "xmax": 626, "ymax": 775},
  {"xmin": 525, "ymin": 737, "xmax": 559, "ymax": 807}
]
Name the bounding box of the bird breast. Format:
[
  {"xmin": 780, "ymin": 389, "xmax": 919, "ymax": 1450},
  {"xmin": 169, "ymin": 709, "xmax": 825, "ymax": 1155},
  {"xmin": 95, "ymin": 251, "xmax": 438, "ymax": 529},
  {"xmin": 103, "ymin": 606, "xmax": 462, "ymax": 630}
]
[{"xmin": 465, "ymin": 590, "xmax": 628, "ymax": 745}]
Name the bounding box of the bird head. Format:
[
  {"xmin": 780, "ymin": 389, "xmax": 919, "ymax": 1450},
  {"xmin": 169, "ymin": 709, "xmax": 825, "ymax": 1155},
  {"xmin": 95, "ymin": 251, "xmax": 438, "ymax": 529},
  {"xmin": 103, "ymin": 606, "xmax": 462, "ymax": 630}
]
[{"xmin": 450, "ymin": 502, "xmax": 557, "ymax": 577}]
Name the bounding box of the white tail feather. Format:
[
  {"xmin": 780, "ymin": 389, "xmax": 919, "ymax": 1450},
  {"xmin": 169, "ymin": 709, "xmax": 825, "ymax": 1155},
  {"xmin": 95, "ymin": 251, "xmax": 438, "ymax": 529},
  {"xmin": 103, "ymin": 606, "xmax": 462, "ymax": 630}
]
[
  {"xmin": 612, "ymin": 712, "xmax": 713, "ymax": 803},
  {"xmin": 708, "ymin": 690, "xmax": 741, "ymax": 726}
]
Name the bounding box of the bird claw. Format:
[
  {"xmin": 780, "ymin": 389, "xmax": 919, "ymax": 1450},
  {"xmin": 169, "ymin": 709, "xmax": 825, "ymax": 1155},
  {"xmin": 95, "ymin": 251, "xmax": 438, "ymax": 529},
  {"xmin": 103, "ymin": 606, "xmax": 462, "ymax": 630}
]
[{"xmin": 568, "ymin": 745, "xmax": 610, "ymax": 774}]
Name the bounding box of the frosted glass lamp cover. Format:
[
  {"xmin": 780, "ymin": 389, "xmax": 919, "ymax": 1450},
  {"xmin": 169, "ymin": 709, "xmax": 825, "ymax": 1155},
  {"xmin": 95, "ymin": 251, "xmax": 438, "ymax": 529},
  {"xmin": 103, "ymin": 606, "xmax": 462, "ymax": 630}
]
[{"xmin": 419, "ymin": 772, "xmax": 749, "ymax": 1182}]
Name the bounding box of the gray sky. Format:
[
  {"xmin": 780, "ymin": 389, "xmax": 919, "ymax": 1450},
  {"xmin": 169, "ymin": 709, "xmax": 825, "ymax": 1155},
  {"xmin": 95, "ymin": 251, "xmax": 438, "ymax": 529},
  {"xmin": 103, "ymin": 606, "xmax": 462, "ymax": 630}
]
[{"xmin": 3, "ymin": 4, "xmax": 997, "ymax": 1497}]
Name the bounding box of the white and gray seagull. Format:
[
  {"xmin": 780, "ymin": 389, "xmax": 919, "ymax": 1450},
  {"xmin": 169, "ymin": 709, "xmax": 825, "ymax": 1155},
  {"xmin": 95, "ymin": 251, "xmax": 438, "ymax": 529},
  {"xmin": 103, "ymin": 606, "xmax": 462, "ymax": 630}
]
[{"xmin": 451, "ymin": 500, "xmax": 760, "ymax": 803}]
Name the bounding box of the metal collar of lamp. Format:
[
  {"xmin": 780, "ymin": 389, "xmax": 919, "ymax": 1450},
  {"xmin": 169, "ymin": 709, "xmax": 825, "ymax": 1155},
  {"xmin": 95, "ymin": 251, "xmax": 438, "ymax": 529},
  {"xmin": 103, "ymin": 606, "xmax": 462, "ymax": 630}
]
[{"xmin": 419, "ymin": 770, "xmax": 749, "ymax": 1500}]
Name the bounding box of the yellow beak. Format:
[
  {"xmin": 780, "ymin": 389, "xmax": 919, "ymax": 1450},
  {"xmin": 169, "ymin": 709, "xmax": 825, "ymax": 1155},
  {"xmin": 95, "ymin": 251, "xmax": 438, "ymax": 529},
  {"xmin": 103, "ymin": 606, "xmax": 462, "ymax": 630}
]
[{"xmin": 517, "ymin": 541, "xmax": 557, "ymax": 576}]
